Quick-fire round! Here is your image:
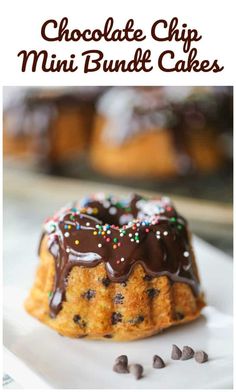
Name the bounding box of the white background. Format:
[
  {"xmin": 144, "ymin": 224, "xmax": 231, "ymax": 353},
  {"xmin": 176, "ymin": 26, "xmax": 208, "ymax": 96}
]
[{"xmin": 0, "ymin": 0, "xmax": 235, "ymax": 86}]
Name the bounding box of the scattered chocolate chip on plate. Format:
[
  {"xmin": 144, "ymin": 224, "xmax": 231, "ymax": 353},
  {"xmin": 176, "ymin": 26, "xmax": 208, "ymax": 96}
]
[
  {"xmin": 129, "ymin": 364, "xmax": 143, "ymax": 380},
  {"xmin": 194, "ymin": 351, "xmax": 208, "ymax": 363},
  {"xmin": 181, "ymin": 346, "xmax": 194, "ymax": 360},
  {"xmin": 153, "ymin": 355, "xmax": 165, "ymax": 368},
  {"xmin": 171, "ymin": 344, "xmax": 182, "ymax": 360}
]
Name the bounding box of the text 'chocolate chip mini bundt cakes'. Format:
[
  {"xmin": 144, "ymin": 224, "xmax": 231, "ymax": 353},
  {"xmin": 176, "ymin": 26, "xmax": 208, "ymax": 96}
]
[{"xmin": 25, "ymin": 194, "xmax": 205, "ymax": 341}]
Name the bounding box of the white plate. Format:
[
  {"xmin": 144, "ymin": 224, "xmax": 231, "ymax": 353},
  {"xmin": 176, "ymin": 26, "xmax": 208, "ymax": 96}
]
[{"xmin": 3, "ymin": 237, "xmax": 233, "ymax": 389}]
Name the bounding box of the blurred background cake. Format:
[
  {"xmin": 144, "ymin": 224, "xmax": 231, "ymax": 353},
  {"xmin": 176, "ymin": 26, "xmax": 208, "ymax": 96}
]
[
  {"xmin": 4, "ymin": 86, "xmax": 232, "ymax": 179},
  {"xmin": 3, "ymin": 87, "xmax": 105, "ymax": 172},
  {"xmin": 90, "ymin": 86, "xmax": 231, "ymax": 178}
]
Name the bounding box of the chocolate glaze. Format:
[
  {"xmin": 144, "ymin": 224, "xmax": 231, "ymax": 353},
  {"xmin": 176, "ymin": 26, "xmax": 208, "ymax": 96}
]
[{"xmin": 40, "ymin": 194, "xmax": 200, "ymax": 318}]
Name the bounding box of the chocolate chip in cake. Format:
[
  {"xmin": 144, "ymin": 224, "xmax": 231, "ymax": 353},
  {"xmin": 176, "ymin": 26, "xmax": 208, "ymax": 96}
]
[
  {"xmin": 111, "ymin": 312, "xmax": 123, "ymax": 325},
  {"xmin": 113, "ymin": 363, "xmax": 129, "ymax": 374},
  {"xmin": 115, "ymin": 355, "xmax": 128, "ymax": 368},
  {"xmin": 171, "ymin": 344, "xmax": 182, "ymax": 360},
  {"xmin": 73, "ymin": 314, "xmax": 87, "ymax": 328},
  {"xmin": 114, "ymin": 293, "xmax": 124, "ymax": 304},
  {"xmin": 147, "ymin": 288, "xmax": 160, "ymax": 299},
  {"xmin": 129, "ymin": 364, "xmax": 143, "ymax": 380},
  {"xmin": 176, "ymin": 312, "xmax": 185, "ymax": 320},
  {"xmin": 82, "ymin": 289, "xmax": 96, "ymax": 300},
  {"xmin": 143, "ymin": 274, "xmax": 153, "ymax": 281},
  {"xmin": 194, "ymin": 351, "xmax": 208, "ymax": 363},
  {"xmin": 181, "ymin": 346, "xmax": 194, "ymax": 360},
  {"xmin": 153, "ymin": 355, "xmax": 165, "ymax": 369},
  {"xmin": 128, "ymin": 315, "xmax": 144, "ymax": 325},
  {"xmin": 73, "ymin": 314, "xmax": 81, "ymax": 323},
  {"xmin": 101, "ymin": 277, "xmax": 111, "ymax": 287},
  {"xmin": 103, "ymin": 334, "xmax": 113, "ymax": 339}
]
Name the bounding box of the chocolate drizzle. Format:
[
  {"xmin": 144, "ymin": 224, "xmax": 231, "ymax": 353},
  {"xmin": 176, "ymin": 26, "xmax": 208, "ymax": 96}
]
[{"xmin": 40, "ymin": 193, "xmax": 200, "ymax": 318}]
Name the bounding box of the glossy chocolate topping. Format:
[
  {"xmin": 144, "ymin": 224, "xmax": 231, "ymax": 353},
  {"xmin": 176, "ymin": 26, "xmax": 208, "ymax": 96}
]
[{"xmin": 40, "ymin": 194, "xmax": 200, "ymax": 318}]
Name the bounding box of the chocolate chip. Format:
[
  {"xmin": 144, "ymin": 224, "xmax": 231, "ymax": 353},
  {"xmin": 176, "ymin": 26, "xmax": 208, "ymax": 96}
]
[
  {"xmin": 82, "ymin": 289, "xmax": 96, "ymax": 300},
  {"xmin": 111, "ymin": 312, "xmax": 122, "ymax": 325},
  {"xmin": 77, "ymin": 334, "xmax": 88, "ymax": 339},
  {"xmin": 113, "ymin": 363, "xmax": 129, "ymax": 374},
  {"xmin": 181, "ymin": 346, "xmax": 194, "ymax": 360},
  {"xmin": 115, "ymin": 355, "xmax": 128, "ymax": 368},
  {"xmin": 129, "ymin": 364, "xmax": 143, "ymax": 380},
  {"xmin": 176, "ymin": 312, "xmax": 185, "ymax": 320},
  {"xmin": 114, "ymin": 293, "xmax": 124, "ymax": 304},
  {"xmin": 101, "ymin": 277, "xmax": 111, "ymax": 287},
  {"xmin": 194, "ymin": 351, "xmax": 208, "ymax": 363},
  {"xmin": 128, "ymin": 315, "xmax": 144, "ymax": 325},
  {"xmin": 73, "ymin": 314, "xmax": 86, "ymax": 328},
  {"xmin": 120, "ymin": 281, "xmax": 127, "ymax": 287},
  {"xmin": 73, "ymin": 314, "xmax": 81, "ymax": 323},
  {"xmin": 153, "ymin": 355, "xmax": 165, "ymax": 368},
  {"xmin": 147, "ymin": 288, "xmax": 159, "ymax": 299},
  {"xmin": 171, "ymin": 344, "xmax": 182, "ymax": 360},
  {"xmin": 143, "ymin": 274, "xmax": 153, "ymax": 281},
  {"xmin": 103, "ymin": 334, "xmax": 113, "ymax": 339}
]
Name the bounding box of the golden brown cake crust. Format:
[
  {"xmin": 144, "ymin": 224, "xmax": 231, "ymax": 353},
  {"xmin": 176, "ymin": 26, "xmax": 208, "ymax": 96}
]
[{"xmin": 25, "ymin": 235, "xmax": 204, "ymax": 341}]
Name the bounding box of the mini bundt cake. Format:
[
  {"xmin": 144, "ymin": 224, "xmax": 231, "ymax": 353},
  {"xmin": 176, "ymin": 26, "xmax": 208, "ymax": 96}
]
[
  {"xmin": 3, "ymin": 87, "xmax": 105, "ymax": 168},
  {"xmin": 25, "ymin": 193, "xmax": 205, "ymax": 341},
  {"xmin": 90, "ymin": 87, "xmax": 179, "ymax": 178},
  {"xmin": 90, "ymin": 87, "xmax": 224, "ymax": 178}
]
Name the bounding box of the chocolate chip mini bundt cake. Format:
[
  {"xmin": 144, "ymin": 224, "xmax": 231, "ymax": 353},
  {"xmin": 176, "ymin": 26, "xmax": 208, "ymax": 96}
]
[
  {"xmin": 90, "ymin": 87, "xmax": 224, "ymax": 178},
  {"xmin": 3, "ymin": 87, "xmax": 105, "ymax": 167},
  {"xmin": 25, "ymin": 193, "xmax": 205, "ymax": 341}
]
